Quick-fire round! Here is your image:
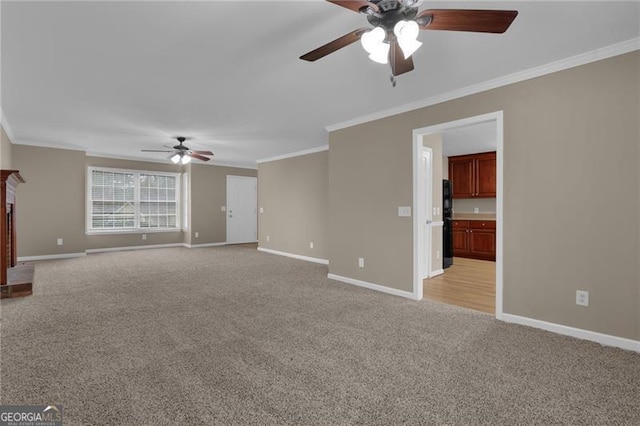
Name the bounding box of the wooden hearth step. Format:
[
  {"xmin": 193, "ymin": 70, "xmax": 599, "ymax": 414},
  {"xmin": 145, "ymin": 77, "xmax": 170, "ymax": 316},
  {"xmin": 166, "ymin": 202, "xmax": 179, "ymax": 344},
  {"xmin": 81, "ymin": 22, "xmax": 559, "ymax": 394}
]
[{"xmin": 1, "ymin": 263, "xmax": 34, "ymax": 299}]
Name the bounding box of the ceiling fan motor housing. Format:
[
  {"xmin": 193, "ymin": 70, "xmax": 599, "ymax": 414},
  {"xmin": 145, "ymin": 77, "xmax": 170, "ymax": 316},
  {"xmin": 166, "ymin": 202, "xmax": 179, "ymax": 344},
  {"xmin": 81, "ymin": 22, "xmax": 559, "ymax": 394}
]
[{"xmin": 367, "ymin": 1, "xmax": 419, "ymax": 33}]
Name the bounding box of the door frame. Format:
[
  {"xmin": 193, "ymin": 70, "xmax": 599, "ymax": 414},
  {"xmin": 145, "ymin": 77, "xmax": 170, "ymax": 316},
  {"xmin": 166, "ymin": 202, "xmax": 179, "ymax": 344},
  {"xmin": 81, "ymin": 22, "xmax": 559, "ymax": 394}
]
[
  {"xmin": 226, "ymin": 175, "xmax": 258, "ymax": 244},
  {"xmin": 420, "ymin": 147, "xmax": 433, "ymax": 280},
  {"xmin": 412, "ymin": 111, "xmax": 504, "ymax": 320}
]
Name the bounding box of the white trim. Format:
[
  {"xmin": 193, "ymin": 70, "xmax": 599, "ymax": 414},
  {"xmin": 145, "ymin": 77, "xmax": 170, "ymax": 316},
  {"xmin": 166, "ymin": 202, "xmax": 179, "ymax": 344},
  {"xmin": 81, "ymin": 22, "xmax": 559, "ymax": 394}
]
[
  {"xmin": 429, "ymin": 269, "xmax": 444, "ymax": 278},
  {"xmin": 495, "ymin": 113, "xmax": 504, "ymax": 320},
  {"xmin": 86, "ymin": 151, "xmax": 184, "ymax": 166},
  {"xmin": 326, "ymin": 38, "xmax": 640, "ymax": 132},
  {"xmin": 412, "ymin": 111, "xmax": 504, "ymax": 318},
  {"xmin": 256, "ymin": 145, "xmax": 329, "ymax": 164},
  {"xmin": 88, "ymin": 151, "xmax": 258, "ymax": 170},
  {"xmin": 14, "ymin": 138, "xmax": 87, "ymax": 152},
  {"xmin": 86, "ymin": 243, "xmax": 185, "ymax": 254},
  {"xmin": 257, "ymin": 247, "xmax": 328, "ymax": 265},
  {"xmin": 86, "ymin": 166, "xmax": 181, "ymax": 234},
  {"xmin": 18, "ymin": 252, "xmax": 86, "ymax": 262},
  {"xmin": 431, "ymin": 221, "xmax": 444, "ymax": 227},
  {"xmin": 502, "ymin": 314, "xmax": 640, "ymax": 353},
  {"xmin": 1, "ymin": 108, "xmax": 16, "ymax": 142},
  {"xmin": 327, "ymin": 273, "xmax": 420, "ymax": 300},
  {"xmin": 186, "ymin": 242, "xmax": 227, "ymax": 248}
]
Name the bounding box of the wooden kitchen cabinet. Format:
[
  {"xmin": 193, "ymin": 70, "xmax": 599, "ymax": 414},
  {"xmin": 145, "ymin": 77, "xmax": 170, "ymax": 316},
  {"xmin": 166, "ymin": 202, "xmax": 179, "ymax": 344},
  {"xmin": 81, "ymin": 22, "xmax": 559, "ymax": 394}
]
[
  {"xmin": 448, "ymin": 151, "xmax": 496, "ymax": 198},
  {"xmin": 451, "ymin": 219, "xmax": 495, "ymax": 261}
]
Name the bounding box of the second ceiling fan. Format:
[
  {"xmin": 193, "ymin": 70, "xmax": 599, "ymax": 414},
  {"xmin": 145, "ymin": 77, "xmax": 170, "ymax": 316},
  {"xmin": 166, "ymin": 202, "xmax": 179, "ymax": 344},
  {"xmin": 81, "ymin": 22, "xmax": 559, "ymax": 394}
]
[{"xmin": 300, "ymin": 0, "xmax": 518, "ymax": 77}]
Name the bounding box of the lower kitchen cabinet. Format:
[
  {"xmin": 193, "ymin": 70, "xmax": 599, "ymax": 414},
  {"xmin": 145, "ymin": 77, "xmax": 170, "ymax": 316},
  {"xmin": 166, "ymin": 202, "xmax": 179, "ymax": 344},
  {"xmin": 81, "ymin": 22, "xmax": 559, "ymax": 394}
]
[{"xmin": 451, "ymin": 220, "xmax": 496, "ymax": 261}]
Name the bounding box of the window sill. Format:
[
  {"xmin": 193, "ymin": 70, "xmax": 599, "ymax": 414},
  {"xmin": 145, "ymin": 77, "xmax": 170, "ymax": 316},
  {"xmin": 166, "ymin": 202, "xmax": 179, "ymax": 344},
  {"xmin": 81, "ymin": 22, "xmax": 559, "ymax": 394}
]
[{"xmin": 86, "ymin": 228, "xmax": 182, "ymax": 236}]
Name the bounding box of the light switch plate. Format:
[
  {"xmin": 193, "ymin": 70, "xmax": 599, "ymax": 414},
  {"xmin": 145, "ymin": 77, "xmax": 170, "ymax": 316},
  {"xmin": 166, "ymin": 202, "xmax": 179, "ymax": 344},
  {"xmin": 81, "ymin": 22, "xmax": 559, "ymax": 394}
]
[
  {"xmin": 259, "ymin": 207, "xmax": 264, "ymax": 213},
  {"xmin": 398, "ymin": 206, "xmax": 411, "ymax": 217},
  {"xmin": 221, "ymin": 206, "xmax": 226, "ymax": 212}
]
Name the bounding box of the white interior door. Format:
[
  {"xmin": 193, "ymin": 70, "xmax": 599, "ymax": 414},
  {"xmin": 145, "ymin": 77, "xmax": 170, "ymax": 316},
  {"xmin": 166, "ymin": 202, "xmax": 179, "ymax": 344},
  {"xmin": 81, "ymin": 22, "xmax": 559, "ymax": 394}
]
[{"xmin": 226, "ymin": 176, "xmax": 257, "ymax": 244}]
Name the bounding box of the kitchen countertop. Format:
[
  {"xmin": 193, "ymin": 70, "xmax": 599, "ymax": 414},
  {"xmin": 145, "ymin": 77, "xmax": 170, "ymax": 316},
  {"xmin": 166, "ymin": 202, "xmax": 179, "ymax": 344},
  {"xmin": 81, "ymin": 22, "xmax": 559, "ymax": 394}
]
[{"xmin": 451, "ymin": 214, "xmax": 496, "ymax": 221}]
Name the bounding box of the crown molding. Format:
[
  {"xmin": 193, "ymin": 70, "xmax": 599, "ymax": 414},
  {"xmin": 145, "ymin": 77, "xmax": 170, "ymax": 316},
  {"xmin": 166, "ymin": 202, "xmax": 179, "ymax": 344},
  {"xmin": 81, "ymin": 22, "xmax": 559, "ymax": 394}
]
[
  {"xmin": 326, "ymin": 37, "xmax": 640, "ymax": 132},
  {"xmin": 14, "ymin": 138, "xmax": 87, "ymax": 152},
  {"xmin": 256, "ymin": 145, "xmax": 329, "ymax": 164},
  {"xmin": 0, "ymin": 108, "xmax": 16, "ymax": 142},
  {"xmin": 87, "ymin": 151, "xmax": 257, "ymax": 170}
]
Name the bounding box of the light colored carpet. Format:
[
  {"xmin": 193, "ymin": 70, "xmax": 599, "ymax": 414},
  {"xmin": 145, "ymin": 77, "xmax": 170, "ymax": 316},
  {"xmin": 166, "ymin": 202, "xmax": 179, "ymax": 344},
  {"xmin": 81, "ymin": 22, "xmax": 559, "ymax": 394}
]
[{"xmin": 1, "ymin": 246, "xmax": 638, "ymax": 425}]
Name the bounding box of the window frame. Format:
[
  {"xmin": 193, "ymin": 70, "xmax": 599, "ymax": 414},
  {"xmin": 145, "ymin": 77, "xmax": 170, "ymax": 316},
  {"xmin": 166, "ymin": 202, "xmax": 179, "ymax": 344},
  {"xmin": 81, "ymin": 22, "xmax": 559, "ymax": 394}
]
[{"xmin": 86, "ymin": 166, "xmax": 181, "ymax": 235}]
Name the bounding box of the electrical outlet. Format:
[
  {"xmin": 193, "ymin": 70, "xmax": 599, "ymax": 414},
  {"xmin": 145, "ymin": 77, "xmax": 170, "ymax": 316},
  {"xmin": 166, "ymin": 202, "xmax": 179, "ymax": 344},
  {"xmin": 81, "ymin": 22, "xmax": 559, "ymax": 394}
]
[
  {"xmin": 310, "ymin": 242, "xmax": 314, "ymax": 249},
  {"xmin": 474, "ymin": 207, "xmax": 479, "ymax": 213},
  {"xmin": 576, "ymin": 290, "xmax": 589, "ymax": 307},
  {"xmin": 195, "ymin": 232, "xmax": 199, "ymax": 238},
  {"xmin": 259, "ymin": 207, "xmax": 264, "ymax": 213},
  {"xmin": 142, "ymin": 234, "xmax": 147, "ymax": 240},
  {"xmin": 56, "ymin": 238, "xmax": 63, "ymax": 246},
  {"xmin": 266, "ymin": 235, "xmax": 270, "ymax": 242},
  {"xmin": 221, "ymin": 206, "xmax": 226, "ymax": 212},
  {"xmin": 358, "ymin": 258, "xmax": 364, "ymax": 268}
]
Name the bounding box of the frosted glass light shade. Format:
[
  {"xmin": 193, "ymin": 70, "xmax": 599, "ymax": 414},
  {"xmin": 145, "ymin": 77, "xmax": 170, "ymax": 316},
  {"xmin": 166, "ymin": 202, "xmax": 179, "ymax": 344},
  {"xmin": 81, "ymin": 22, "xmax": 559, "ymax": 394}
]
[
  {"xmin": 361, "ymin": 27, "xmax": 389, "ymax": 64},
  {"xmin": 394, "ymin": 20, "xmax": 422, "ymax": 59},
  {"xmin": 171, "ymin": 154, "xmax": 181, "ymax": 164},
  {"xmin": 181, "ymin": 155, "xmax": 191, "ymax": 165}
]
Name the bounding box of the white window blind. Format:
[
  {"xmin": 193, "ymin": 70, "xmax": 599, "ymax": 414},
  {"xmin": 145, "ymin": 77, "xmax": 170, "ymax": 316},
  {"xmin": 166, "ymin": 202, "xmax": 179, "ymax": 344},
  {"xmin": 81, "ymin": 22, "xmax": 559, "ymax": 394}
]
[{"xmin": 88, "ymin": 167, "xmax": 180, "ymax": 233}]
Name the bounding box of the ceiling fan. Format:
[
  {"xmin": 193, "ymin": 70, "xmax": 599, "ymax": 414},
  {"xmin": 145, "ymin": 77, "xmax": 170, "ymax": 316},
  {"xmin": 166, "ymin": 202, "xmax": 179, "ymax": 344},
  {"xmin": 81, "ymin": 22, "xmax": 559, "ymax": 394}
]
[
  {"xmin": 300, "ymin": 0, "xmax": 518, "ymax": 78},
  {"xmin": 141, "ymin": 136, "xmax": 214, "ymax": 165}
]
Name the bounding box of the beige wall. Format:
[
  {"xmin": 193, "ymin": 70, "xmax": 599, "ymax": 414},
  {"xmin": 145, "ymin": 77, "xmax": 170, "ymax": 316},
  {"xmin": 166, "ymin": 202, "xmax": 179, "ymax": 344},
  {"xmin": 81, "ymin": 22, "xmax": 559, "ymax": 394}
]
[
  {"xmin": 423, "ymin": 134, "xmax": 443, "ymax": 272},
  {"xmin": 190, "ymin": 163, "xmax": 256, "ymax": 245},
  {"xmin": 454, "ymin": 198, "xmax": 497, "ymax": 214},
  {"xmin": 13, "ymin": 145, "xmax": 86, "ymax": 256},
  {"xmin": 329, "ymin": 51, "xmax": 639, "ymax": 340},
  {"xmin": 442, "ymin": 157, "xmax": 448, "ymax": 179},
  {"xmin": 13, "ymin": 145, "xmax": 256, "ymax": 254},
  {"xmin": 1, "ymin": 125, "xmax": 13, "ymax": 169},
  {"xmin": 258, "ymin": 151, "xmax": 328, "ymax": 260}
]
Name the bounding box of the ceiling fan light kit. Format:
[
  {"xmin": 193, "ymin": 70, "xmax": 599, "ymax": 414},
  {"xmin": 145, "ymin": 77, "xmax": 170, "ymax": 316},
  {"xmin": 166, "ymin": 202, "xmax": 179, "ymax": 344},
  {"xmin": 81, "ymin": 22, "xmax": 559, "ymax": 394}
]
[
  {"xmin": 142, "ymin": 136, "xmax": 214, "ymax": 164},
  {"xmin": 300, "ymin": 0, "xmax": 518, "ymax": 78}
]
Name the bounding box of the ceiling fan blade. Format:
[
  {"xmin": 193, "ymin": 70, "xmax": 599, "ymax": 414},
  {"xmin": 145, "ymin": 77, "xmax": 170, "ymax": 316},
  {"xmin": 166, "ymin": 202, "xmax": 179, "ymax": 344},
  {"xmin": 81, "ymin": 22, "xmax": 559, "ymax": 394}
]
[
  {"xmin": 191, "ymin": 150, "xmax": 214, "ymax": 155},
  {"xmin": 389, "ymin": 40, "xmax": 414, "ymax": 76},
  {"xmin": 418, "ymin": 9, "xmax": 518, "ymax": 33},
  {"xmin": 300, "ymin": 28, "xmax": 368, "ymax": 62},
  {"xmin": 326, "ymin": 0, "xmax": 379, "ymax": 14},
  {"xmin": 188, "ymin": 153, "xmax": 211, "ymax": 162},
  {"xmin": 141, "ymin": 149, "xmax": 173, "ymax": 152}
]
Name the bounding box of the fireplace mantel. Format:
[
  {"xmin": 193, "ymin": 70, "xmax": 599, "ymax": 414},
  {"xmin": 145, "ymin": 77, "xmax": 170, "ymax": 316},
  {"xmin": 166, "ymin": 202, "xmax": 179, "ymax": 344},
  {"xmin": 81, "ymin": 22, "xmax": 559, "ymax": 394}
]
[{"xmin": 1, "ymin": 170, "xmax": 32, "ymax": 298}]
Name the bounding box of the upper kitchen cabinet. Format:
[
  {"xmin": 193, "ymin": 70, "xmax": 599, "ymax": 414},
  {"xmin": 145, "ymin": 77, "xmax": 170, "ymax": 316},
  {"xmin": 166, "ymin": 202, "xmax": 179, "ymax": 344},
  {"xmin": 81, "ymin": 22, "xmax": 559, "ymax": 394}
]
[{"xmin": 448, "ymin": 151, "xmax": 496, "ymax": 198}]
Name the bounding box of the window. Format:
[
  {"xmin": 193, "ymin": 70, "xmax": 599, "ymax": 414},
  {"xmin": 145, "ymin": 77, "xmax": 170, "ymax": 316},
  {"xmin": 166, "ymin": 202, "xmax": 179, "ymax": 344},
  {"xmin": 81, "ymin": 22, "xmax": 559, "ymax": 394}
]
[{"xmin": 87, "ymin": 167, "xmax": 180, "ymax": 233}]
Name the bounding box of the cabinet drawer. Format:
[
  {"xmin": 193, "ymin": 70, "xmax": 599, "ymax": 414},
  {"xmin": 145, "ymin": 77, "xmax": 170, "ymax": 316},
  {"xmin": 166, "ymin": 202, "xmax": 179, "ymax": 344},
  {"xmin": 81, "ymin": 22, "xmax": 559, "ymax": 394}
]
[
  {"xmin": 451, "ymin": 220, "xmax": 469, "ymax": 229},
  {"xmin": 469, "ymin": 220, "xmax": 496, "ymax": 230}
]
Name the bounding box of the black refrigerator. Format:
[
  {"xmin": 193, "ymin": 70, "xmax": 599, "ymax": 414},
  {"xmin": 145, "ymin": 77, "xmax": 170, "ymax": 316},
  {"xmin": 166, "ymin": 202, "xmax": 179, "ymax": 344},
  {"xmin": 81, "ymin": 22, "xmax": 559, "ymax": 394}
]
[{"xmin": 443, "ymin": 180, "xmax": 453, "ymax": 269}]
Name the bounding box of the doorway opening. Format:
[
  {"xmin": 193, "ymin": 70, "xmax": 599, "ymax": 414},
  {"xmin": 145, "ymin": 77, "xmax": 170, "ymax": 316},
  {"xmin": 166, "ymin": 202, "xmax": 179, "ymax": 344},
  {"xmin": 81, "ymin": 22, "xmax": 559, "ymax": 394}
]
[{"xmin": 412, "ymin": 111, "xmax": 503, "ymax": 319}]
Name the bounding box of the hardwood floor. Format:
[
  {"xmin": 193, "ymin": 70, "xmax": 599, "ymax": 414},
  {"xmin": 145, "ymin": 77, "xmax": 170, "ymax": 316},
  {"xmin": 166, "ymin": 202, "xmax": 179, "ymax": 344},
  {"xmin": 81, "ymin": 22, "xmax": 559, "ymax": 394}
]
[{"xmin": 424, "ymin": 257, "xmax": 496, "ymax": 314}]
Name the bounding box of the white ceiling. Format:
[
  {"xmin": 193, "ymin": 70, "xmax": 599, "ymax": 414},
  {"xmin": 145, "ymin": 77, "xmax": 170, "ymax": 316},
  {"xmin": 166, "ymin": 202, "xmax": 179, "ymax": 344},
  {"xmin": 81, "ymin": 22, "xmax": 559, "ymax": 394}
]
[{"xmin": 2, "ymin": 1, "xmax": 639, "ymax": 168}]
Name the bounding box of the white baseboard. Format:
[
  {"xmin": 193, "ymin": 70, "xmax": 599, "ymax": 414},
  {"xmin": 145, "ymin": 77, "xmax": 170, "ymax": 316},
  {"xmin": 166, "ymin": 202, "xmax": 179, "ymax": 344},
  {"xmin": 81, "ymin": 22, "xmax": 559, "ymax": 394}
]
[
  {"xmin": 502, "ymin": 314, "xmax": 640, "ymax": 353},
  {"xmin": 18, "ymin": 252, "xmax": 87, "ymax": 262},
  {"xmin": 257, "ymin": 247, "xmax": 328, "ymax": 265},
  {"xmin": 186, "ymin": 242, "xmax": 227, "ymax": 248},
  {"xmin": 86, "ymin": 243, "xmax": 185, "ymax": 254},
  {"xmin": 430, "ymin": 269, "xmax": 444, "ymax": 277},
  {"xmin": 327, "ymin": 273, "xmax": 419, "ymax": 300}
]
